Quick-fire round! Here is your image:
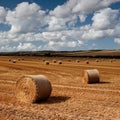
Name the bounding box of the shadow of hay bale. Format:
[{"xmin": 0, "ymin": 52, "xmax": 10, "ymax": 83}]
[
  {"xmin": 99, "ymin": 81, "xmax": 110, "ymax": 84},
  {"xmin": 86, "ymin": 81, "xmax": 110, "ymax": 84},
  {"xmin": 36, "ymin": 96, "xmax": 70, "ymax": 104}
]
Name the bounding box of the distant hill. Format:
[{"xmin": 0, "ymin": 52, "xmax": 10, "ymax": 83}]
[{"xmin": 0, "ymin": 50, "xmax": 120, "ymax": 58}]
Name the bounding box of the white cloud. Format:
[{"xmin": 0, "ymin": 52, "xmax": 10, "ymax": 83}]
[
  {"xmin": 0, "ymin": 1, "xmax": 120, "ymax": 51},
  {"xmin": 72, "ymin": 0, "xmax": 100, "ymax": 13},
  {"xmin": 42, "ymin": 32, "xmax": 62, "ymax": 41},
  {"xmin": 43, "ymin": 40, "xmax": 78, "ymax": 51},
  {"xmin": 48, "ymin": 0, "xmax": 120, "ymax": 31},
  {"xmin": 114, "ymin": 38, "xmax": 120, "ymax": 44},
  {"xmin": 113, "ymin": 23, "xmax": 120, "ymax": 38},
  {"xmin": 17, "ymin": 42, "xmax": 37, "ymax": 51},
  {"xmin": 0, "ymin": 45, "xmax": 16, "ymax": 52},
  {"xmin": 6, "ymin": 2, "xmax": 46, "ymax": 34},
  {"xmin": 92, "ymin": 8, "xmax": 119, "ymax": 30},
  {"xmin": 50, "ymin": 5, "xmax": 71, "ymax": 18},
  {"xmin": 0, "ymin": 6, "xmax": 7, "ymax": 23},
  {"xmin": 47, "ymin": 16, "xmax": 67, "ymax": 31},
  {"xmin": 72, "ymin": 0, "xmax": 120, "ymax": 14},
  {"xmin": 50, "ymin": 0, "xmax": 120, "ymax": 20},
  {"xmin": 78, "ymin": 14, "xmax": 87, "ymax": 22},
  {"xmin": 82, "ymin": 28, "xmax": 104, "ymax": 40},
  {"xmin": 67, "ymin": 41, "xmax": 77, "ymax": 47}
]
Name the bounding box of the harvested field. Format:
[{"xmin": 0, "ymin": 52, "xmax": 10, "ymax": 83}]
[{"xmin": 0, "ymin": 56, "xmax": 120, "ymax": 120}]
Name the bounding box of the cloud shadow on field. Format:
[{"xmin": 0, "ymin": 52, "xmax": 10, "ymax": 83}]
[{"xmin": 36, "ymin": 96, "xmax": 71, "ymax": 104}]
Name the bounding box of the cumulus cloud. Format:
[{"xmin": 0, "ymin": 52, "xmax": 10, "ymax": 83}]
[
  {"xmin": 43, "ymin": 40, "xmax": 78, "ymax": 51},
  {"xmin": 48, "ymin": 0, "xmax": 120, "ymax": 31},
  {"xmin": 50, "ymin": 0, "xmax": 120, "ymax": 23},
  {"xmin": 0, "ymin": 6, "xmax": 7, "ymax": 23},
  {"xmin": 17, "ymin": 42, "xmax": 37, "ymax": 51},
  {"xmin": 82, "ymin": 28, "xmax": 105, "ymax": 40},
  {"xmin": 113, "ymin": 23, "xmax": 120, "ymax": 38},
  {"xmin": 0, "ymin": 0, "xmax": 120, "ymax": 51},
  {"xmin": 72, "ymin": 0, "xmax": 120, "ymax": 13},
  {"xmin": 6, "ymin": 2, "xmax": 46, "ymax": 34},
  {"xmin": 92, "ymin": 8, "xmax": 119, "ymax": 30},
  {"xmin": 0, "ymin": 44, "xmax": 16, "ymax": 52},
  {"xmin": 114, "ymin": 38, "xmax": 120, "ymax": 44},
  {"xmin": 47, "ymin": 16, "xmax": 67, "ymax": 31}
]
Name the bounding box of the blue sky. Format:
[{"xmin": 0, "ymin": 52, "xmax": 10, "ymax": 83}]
[{"xmin": 0, "ymin": 0, "xmax": 120, "ymax": 52}]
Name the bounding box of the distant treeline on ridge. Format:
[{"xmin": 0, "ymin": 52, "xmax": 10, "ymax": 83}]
[{"xmin": 0, "ymin": 50, "xmax": 120, "ymax": 59}]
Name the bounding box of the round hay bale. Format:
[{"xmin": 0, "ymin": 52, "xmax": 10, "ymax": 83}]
[
  {"xmin": 43, "ymin": 59, "xmax": 45, "ymax": 62},
  {"xmin": 110, "ymin": 60, "xmax": 113, "ymax": 63},
  {"xmin": 82, "ymin": 69, "xmax": 100, "ymax": 84},
  {"xmin": 58, "ymin": 60, "xmax": 62, "ymax": 64},
  {"xmin": 13, "ymin": 60, "xmax": 16, "ymax": 63},
  {"xmin": 95, "ymin": 59, "xmax": 99, "ymax": 62},
  {"xmin": 85, "ymin": 61, "xmax": 89, "ymax": 64},
  {"xmin": 45, "ymin": 61, "xmax": 49, "ymax": 65},
  {"xmin": 16, "ymin": 75, "xmax": 52, "ymax": 103},
  {"xmin": 53, "ymin": 60, "xmax": 56, "ymax": 63},
  {"xmin": 18, "ymin": 58, "xmax": 21, "ymax": 61},
  {"xmin": 68, "ymin": 59, "xmax": 71, "ymax": 62},
  {"xmin": 76, "ymin": 60, "xmax": 80, "ymax": 63}
]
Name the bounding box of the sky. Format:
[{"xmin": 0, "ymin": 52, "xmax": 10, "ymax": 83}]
[{"xmin": 0, "ymin": 0, "xmax": 120, "ymax": 52}]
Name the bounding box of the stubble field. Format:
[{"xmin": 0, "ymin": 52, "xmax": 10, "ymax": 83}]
[{"xmin": 0, "ymin": 56, "xmax": 120, "ymax": 120}]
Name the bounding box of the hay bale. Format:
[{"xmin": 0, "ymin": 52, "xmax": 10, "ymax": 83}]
[
  {"xmin": 45, "ymin": 61, "xmax": 49, "ymax": 65},
  {"xmin": 16, "ymin": 75, "xmax": 52, "ymax": 103},
  {"xmin": 53, "ymin": 60, "xmax": 57, "ymax": 63},
  {"xmin": 58, "ymin": 60, "xmax": 62, "ymax": 64},
  {"xmin": 85, "ymin": 61, "xmax": 89, "ymax": 64},
  {"xmin": 76, "ymin": 60, "xmax": 80, "ymax": 63},
  {"xmin": 12, "ymin": 60, "xmax": 16, "ymax": 63},
  {"xmin": 95, "ymin": 59, "xmax": 99, "ymax": 62},
  {"xmin": 43, "ymin": 59, "xmax": 45, "ymax": 62},
  {"xmin": 68, "ymin": 59, "xmax": 71, "ymax": 62},
  {"xmin": 18, "ymin": 58, "xmax": 21, "ymax": 61},
  {"xmin": 110, "ymin": 60, "xmax": 113, "ymax": 63},
  {"xmin": 82, "ymin": 69, "xmax": 100, "ymax": 84}
]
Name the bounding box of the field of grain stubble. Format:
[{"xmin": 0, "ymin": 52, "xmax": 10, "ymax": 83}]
[{"xmin": 0, "ymin": 56, "xmax": 120, "ymax": 120}]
